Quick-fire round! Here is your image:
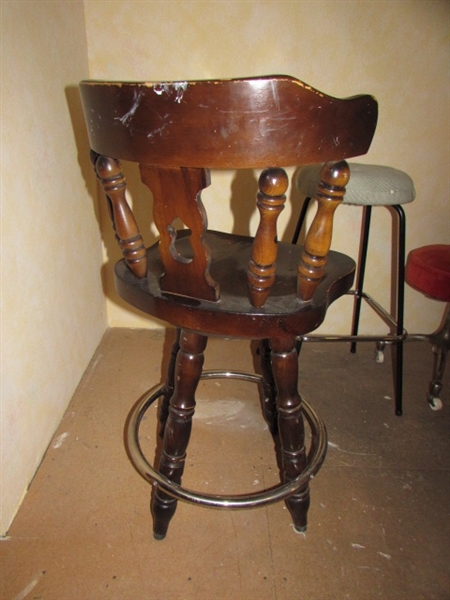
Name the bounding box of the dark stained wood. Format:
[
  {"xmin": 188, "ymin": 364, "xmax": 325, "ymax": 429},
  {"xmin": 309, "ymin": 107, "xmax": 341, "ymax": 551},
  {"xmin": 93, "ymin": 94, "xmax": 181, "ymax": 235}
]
[
  {"xmin": 114, "ymin": 230, "xmax": 355, "ymax": 339},
  {"xmin": 258, "ymin": 339, "xmax": 278, "ymax": 434},
  {"xmin": 139, "ymin": 165, "xmax": 219, "ymax": 302},
  {"xmin": 247, "ymin": 168, "xmax": 288, "ymax": 307},
  {"xmin": 152, "ymin": 330, "xmax": 207, "ymax": 540},
  {"xmin": 79, "ymin": 75, "xmax": 377, "ymax": 539},
  {"xmin": 80, "ymin": 76, "xmax": 377, "ymax": 169},
  {"xmin": 81, "ymin": 76, "xmax": 377, "ymax": 306},
  {"xmin": 270, "ymin": 335, "xmax": 309, "ymax": 531},
  {"xmin": 157, "ymin": 328, "xmax": 181, "ymax": 439},
  {"xmin": 298, "ymin": 160, "xmax": 350, "ymax": 300},
  {"xmin": 91, "ymin": 152, "xmax": 147, "ymax": 278}
]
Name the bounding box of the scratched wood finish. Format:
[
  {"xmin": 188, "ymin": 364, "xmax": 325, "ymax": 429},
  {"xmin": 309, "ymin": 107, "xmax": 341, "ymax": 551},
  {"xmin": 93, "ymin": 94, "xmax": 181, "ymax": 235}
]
[
  {"xmin": 81, "ymin": 76, "xmax": 377, "ymax": 306},
  {"xmin": 80, "ymin": 76, "xmax": 377, "ymax": 169},
  {"xmin": 79, "ymin": 75, "xmax": 377, "ymax": 539}
]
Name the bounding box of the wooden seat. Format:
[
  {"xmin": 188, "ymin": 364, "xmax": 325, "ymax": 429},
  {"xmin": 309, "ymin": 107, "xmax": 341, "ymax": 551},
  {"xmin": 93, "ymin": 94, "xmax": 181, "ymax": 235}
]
[{"xmin": 79, "ymin": 75, "xmax": 378, "ymax": 540}]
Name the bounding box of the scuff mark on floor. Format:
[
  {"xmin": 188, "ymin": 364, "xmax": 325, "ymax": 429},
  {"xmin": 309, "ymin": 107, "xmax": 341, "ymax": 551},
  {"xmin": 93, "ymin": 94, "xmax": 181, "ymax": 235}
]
[
  {"xmin": 12, "ymin": 571, "xmax": 45, "ymax": 600},
  {"xmin": 52, "ymin": 432, "xmax": 69, "ymax": 449},
  {"xmin": 327, "ymin": 441, "xmax": 374, "ymax": 456}
]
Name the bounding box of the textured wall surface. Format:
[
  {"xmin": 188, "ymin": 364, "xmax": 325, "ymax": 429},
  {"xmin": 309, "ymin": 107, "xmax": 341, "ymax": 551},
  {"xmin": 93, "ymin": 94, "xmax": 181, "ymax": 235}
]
[
  {"xmin": 1, "ymin": 1, "xmax": 107, "ymax": 533},
  {"xmin": 84, "ymin": 0, "xmax": 449, "ymax": 333},
  {"xmin": 1, "ymin": 0, "xmax": 448, "ymax": 535}
]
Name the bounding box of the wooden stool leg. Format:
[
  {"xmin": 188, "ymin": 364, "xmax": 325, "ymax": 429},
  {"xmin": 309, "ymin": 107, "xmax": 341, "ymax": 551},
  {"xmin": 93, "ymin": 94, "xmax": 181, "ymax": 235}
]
[
  {"xmin": 270, "ymin": 336, "xmax": 310, "ymax": 532},
  {"xmin": 258, "ymin": 339, "xmax": 278, "ymax": 434},
  {"xmin": 152, "ymin": 330, "xmax": 207, "ymax": 540},
  {"xmin": 158, "ymin": 328, "xmax": 181, "ymax": 438}
]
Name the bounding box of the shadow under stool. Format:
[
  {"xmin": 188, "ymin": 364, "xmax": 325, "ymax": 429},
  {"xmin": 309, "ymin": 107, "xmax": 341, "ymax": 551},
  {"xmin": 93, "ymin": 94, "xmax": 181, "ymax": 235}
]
[
  {"xmin": 405, "ymin": 244, "xmax": 450, "ymax": 410},
  {"xmin": 79, "ymin": 75, "xmax": 377, "ymax": 540},
  {"xmin": 292, "ymin": 163, "xmax": 416, "ymax": 415}
]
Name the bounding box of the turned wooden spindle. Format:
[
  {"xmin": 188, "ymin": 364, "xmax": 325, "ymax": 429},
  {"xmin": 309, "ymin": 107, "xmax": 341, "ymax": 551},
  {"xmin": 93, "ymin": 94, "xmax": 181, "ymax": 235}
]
[
  {"xmin": 152, "ymin": 330, "xmax": 208, "ymax": 540},
  {"xmin": 269, "ymin": 335, "xmax": 310, "ymax": 531},
  {"xmin": 297, "ymin": 161, "xmax": 350, "ymax": 301},
  {"xmin": 92, "ymin": 152, "xmax": 147, "ymax": 279},
  {"xmin": 247, "ymin": 168, "xmax": 289, "ymax": 308}
]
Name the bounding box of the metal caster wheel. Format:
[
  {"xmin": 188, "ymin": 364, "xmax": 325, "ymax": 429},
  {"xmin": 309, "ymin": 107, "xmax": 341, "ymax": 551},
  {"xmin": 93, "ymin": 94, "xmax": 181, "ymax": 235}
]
[
  {"xmin": 375, "ymin": 349, "xmax": 385, "ymax": 363},
  {"xmin": 428, "ymin": 397, "xmax": 443, "ymax": 411},
  {"xmin": 375, "ymin": 350, "xmax": 385, "ymax": 364},
  {"xmin": 375, "ymin": 342, "xmax": 386, "ymax": 363}
]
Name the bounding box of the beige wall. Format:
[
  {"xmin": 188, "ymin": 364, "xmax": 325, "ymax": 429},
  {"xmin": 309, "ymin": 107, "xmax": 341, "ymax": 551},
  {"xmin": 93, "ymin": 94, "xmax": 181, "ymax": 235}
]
[
  {"xmin": 1, "ymin": 1, "xmax": 107, "ymax": 533},
  {"xmin": 84, "ymin": 0, "xmax": 449, "ymax": 333},
  {"xmin": 1, "ymin": 0, "xmax": 448, "ymax": 535}
]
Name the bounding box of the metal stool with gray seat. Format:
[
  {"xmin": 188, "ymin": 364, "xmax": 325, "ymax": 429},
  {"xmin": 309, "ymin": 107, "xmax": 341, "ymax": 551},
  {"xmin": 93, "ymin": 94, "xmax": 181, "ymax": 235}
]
[{"xmin": 292, "ymin": 163, "xmax": 416, "ymax": 415}]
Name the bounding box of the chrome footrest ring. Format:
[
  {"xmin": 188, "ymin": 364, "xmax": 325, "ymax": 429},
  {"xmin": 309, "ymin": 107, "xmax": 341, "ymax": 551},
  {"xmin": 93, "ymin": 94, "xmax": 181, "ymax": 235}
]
[{"xmin": 126, "ymin": 370, "xmax": 327, "ymax": 510}]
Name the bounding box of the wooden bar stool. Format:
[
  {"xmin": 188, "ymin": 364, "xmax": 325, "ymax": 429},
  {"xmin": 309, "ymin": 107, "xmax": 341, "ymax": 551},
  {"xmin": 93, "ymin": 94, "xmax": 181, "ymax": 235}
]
[
  {"xmin": 79, "ymin": 75, "xmax": 377, "ymax": 540},
  {"xmin": 292, "ymin": 163, "xmax": 416, "ymax": 415},
  {"xmin": 406, "ymin": 245, "xmax": 450, "ymax": 410}
]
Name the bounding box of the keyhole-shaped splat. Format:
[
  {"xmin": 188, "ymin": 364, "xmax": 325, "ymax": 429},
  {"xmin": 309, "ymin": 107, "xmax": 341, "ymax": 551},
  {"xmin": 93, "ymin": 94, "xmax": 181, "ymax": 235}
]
[
  {"xmin": 140, "ymin": 165, "xmax": 219, "ymax": 302},
  {"xmin": 168, "ymin": 219, "xmax": 194, "ymax": 264}
]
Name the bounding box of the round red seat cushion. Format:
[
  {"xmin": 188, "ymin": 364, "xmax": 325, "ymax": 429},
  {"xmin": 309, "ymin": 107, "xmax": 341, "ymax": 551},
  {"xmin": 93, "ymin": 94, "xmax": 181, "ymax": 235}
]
[{"xmin": 406, "ymin": 245, "xmax": 450, "ymax": 302}]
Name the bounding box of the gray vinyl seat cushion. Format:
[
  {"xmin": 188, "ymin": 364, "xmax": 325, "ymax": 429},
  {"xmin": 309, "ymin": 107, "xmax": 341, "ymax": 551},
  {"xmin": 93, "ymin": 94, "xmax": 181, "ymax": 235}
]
[{"xmin": 296, "ymin": 163, "xmax": 416, "ymax": 206}]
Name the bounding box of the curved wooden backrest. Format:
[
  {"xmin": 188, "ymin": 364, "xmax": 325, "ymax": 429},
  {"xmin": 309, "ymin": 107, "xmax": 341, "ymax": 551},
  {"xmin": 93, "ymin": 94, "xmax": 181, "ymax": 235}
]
[
  {"xmin": 79, "ymin": 76, "xmax": 378, "ymax": 305},
  {"xmin": 80, "ymin": 75, "xmax": 377, "ymax": 169}
]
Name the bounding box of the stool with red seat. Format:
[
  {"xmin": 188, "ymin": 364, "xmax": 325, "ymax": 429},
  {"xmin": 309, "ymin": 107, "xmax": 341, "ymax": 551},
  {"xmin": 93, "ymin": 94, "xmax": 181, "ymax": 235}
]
[{"xmin": 405, "ymin": 245, "xmax": 450, "ymax": 410}]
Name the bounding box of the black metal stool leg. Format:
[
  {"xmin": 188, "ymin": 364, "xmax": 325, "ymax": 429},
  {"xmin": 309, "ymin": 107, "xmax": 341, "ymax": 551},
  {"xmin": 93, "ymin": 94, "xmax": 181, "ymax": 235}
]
[
  {"xmin": 350, "ymin": 206, "xmax": 372, "ymax": 353},
  {"xmin": 291, "ymin": 198, "xmax": 309, "ymax": 367},
  {"xmin": 292, "ymin": 192, "xmax": 407, "ymax": 416},
  {"xmin": 292, "ymin": 197, "xmax": 312, "ymax": 245},
  {"xmin": 392, "ymin": 205, "xmax": 406, "ymax": 416}
]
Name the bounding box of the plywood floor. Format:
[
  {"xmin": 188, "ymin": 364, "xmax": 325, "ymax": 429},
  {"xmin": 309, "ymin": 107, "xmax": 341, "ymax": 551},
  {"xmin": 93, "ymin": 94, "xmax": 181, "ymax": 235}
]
[{"xmin": 2, "ymin": 329, "xmax": 449, "ymax": 600}]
